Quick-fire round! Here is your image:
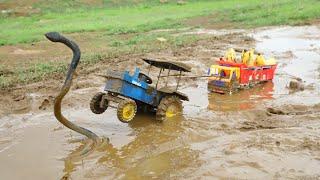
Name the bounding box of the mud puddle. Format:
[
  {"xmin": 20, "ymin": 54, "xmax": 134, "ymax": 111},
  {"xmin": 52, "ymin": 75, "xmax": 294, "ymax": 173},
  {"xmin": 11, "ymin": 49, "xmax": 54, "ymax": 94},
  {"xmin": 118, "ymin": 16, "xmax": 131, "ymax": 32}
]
[
  {"xmin": 253, "ymin": 26, "xmax": 320, "ymax": 105},
  {"xmin": 1, "ymin": 26, "xmax": 320, "ymax": 179}
]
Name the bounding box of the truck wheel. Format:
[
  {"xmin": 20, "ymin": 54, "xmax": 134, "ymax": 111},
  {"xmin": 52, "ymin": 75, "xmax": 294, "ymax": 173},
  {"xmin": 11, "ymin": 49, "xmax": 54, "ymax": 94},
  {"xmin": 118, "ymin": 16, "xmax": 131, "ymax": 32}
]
[
  {"xmin": 117, "ymin": 99, "xmax": 137, "ymax": 123},
  {"xmin": 228, "ymin": 73, "xmax": 237, "ymax": 94},
  {"xmin": 90, "ymin": 92, "xmax": 108, "ymax": 114},
  {"xmin": 156, "ymin": 96, "xmax": 182, "ymax": 121},
  {"xmin": 228, "ymin": 82, "xmax": 237, "ymax": 94}
]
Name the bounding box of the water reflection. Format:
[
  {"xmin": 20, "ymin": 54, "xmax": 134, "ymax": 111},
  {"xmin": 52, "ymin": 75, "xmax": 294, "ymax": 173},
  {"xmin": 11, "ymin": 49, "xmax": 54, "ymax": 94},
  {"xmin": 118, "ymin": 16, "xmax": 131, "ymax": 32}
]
[
  {"xmin": 208, "ymin": 81, "xmax": 274, "ymax": 111},
  {"xmin": 62, "ymin": 114, "xmax": 201, "ymax": 179}
]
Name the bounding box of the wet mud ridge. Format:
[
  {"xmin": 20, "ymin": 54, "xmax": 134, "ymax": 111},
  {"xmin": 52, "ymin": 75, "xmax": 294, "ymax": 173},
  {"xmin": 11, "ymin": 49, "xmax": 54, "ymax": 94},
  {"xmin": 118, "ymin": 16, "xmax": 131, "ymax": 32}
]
[
  {"xmin": 1, "ymin": 26, "xmax": 320, "ymax": 179},
  {"xmin": 267, "ymin": 104, "xmax": 320, "ymax": 116}
]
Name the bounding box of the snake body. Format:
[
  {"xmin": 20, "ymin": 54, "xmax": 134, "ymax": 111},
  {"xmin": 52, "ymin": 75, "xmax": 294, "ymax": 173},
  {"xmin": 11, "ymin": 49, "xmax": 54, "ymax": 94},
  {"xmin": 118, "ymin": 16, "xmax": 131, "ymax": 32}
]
[{"xmin": 45, "ymin": 32, "xmax": 99, "ymax": 141}]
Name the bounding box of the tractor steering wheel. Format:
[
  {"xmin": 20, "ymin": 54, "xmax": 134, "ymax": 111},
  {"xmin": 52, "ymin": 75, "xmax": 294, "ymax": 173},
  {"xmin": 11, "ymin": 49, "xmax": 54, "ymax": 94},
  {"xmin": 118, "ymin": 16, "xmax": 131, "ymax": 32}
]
[{"xmin": 138, "ymin": 73, "xmax": 153, "ymax": 84}]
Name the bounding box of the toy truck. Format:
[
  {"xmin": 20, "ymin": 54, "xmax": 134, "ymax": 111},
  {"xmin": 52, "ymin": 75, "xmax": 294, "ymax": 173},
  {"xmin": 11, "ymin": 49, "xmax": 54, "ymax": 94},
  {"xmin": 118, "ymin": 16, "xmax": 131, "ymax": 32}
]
[{"xmin": 208, "ymin": 59, "xmax": 277, "ymax": 94}]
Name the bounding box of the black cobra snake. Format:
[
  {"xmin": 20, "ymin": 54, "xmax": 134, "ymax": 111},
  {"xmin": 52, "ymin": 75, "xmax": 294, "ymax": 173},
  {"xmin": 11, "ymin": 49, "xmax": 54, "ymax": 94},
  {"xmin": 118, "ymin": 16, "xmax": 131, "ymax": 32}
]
[{"xmin": 45, "ymin": 32, "xmax": 101, "ymax": 156}]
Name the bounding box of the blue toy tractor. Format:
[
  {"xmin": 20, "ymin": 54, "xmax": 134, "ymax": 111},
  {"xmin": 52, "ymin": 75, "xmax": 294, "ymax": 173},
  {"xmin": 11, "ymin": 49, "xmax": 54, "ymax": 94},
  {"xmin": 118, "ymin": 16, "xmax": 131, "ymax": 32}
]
[{"xmin": 90, "ymin": 58, "xmax": 191, "ymax": 122}]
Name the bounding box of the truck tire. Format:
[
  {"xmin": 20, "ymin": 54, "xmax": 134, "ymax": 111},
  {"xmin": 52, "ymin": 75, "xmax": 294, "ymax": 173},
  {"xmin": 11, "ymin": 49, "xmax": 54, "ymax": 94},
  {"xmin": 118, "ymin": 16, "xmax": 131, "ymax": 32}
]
[
  {"xmin": 117, "ymin": 99, "xmax": 137, "ymax": 123},
  {"xmin": 156, "ymin": 96, "xmax": 182, "ymax": 121},
  {"xmin": 90, "ymin": 92, "xmax": 108, "ymax": 114}
]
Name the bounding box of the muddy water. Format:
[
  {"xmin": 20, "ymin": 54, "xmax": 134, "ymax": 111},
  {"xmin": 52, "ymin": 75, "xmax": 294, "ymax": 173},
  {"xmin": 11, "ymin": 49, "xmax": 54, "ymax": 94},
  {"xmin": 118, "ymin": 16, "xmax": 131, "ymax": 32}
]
[
  {"xmin": 1, "ymin": 26, "xmax": 320, "ymax": 179},
  {"xmin": 253, "ymin": 26, "xmax": 320, "ymax": 105}
]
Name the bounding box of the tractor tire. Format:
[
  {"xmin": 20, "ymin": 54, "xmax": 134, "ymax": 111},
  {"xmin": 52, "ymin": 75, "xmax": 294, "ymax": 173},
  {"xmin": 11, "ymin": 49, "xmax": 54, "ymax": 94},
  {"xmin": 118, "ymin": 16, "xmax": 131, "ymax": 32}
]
[
  {"xmin": 156, "ymin": 96, "xmax": 182, "ymax": 121},
  {"xmin": 90, "ymin": 92, "xmax": 108, "ymax": 114},
  {"xmin": 117, "ymin": 99, "xmax": 137, "ymax": 123}
]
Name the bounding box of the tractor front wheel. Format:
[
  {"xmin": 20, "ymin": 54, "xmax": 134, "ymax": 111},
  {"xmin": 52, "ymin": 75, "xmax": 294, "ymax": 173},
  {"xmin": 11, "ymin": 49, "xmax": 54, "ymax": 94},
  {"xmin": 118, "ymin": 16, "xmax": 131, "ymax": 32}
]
[
  {"xmin": 117, "ymin": 99, "xmax": 137, "ymax": 123},
  {"xmin": 156, "ymin": 96, "xmax": 182, "ymax": 121},
  {"xmin": 90, "ymin": 92, "xmax": 108, "ymax": 114}
]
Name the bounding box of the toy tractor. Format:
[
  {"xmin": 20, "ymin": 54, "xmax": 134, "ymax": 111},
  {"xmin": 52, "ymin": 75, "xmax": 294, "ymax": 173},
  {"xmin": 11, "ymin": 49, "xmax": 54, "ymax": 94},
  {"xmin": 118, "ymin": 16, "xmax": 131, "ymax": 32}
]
[{"xmin": 90, "ymin": 58, "xmax": 191, "ymax": 122}]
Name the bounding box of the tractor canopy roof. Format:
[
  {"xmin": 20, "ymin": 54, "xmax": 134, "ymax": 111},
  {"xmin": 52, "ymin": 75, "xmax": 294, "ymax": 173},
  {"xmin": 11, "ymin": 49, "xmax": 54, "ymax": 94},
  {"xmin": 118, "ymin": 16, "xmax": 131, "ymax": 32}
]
[{"xmin": 142, "ymin": 58, "xmax": 191, "ymax": 72}]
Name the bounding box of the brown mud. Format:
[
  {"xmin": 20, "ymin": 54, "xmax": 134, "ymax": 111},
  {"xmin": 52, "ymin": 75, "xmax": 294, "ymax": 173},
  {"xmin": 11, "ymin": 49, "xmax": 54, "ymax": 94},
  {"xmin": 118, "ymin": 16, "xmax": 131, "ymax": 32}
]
[
  {"xmin": 1, "ymin": 25, "xmax": 320, "ymax": 179},
  {"xmin": 0, "ymin": 0, "xmax": 41, "ymax": 17}
]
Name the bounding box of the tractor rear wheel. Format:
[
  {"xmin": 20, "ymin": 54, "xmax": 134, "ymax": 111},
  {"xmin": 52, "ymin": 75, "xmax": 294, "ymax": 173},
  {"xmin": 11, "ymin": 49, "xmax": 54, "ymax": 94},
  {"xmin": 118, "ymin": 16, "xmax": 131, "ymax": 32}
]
[
  {"xmin": 117, "ymin": 99, "xmax": 137, "ymax": 123},
  {"xmin": 90, "ymin": 92, "xmax": 108, "ymax": 114},
  {"xmin": 156, "ymin": 96, "xmax": 182, "ymax": 121}
]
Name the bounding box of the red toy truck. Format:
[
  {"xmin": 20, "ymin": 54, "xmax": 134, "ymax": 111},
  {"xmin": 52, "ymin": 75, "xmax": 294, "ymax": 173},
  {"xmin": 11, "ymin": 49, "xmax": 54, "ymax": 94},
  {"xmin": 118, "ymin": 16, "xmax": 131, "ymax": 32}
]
[{"xmin": 208, "ymin": 59, "xmax": 277, "ymax": 94}]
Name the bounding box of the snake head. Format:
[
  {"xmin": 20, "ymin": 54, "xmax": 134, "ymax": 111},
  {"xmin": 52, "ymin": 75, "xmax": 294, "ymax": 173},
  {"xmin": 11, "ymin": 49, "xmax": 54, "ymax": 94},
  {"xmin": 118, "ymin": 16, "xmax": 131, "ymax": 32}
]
[{"xmin": 45, "ymin": 32, "xmax": 62, "ymax": 42}]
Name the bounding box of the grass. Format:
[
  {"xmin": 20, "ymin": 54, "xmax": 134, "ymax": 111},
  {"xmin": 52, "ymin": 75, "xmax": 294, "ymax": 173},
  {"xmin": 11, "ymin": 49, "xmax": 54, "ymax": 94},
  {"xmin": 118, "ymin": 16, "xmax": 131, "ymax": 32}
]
[
  {"xmin": 216, "ymin": 0, "xmax": 320, "ymax": 27},
  {"xmin": 0, "ymin": 61, "xmax": 68, "ymax": 88},
  {"xmin": 0, "ymin": 31, "xmax": 205, "ymax": 89},
  {"xmin": 33, "ymin": 0, "xmax": 190, "ymax": 12},
  {"xmin": 1, "ymin": 0, "xmax": 320, "ymax": 89},
  {"xmin": 1, "ymin": 0, "xmax": 320, "ymax": 45}
]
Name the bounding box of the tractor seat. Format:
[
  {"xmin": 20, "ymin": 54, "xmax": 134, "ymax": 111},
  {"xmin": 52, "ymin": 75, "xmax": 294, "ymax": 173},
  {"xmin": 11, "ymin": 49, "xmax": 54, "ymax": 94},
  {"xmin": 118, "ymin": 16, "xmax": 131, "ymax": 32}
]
[{"xmin": 138, "ymin": 73, "xmax": 153, "ymax": 84}]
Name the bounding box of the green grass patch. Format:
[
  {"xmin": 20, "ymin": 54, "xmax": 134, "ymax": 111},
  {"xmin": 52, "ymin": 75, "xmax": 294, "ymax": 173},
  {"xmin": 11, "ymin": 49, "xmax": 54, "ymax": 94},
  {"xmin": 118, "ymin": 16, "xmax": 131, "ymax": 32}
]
[
  {"xmin": 0, "ymin": 32, "xmax": 204, "ymax": 89},
  {"xmin": 2, "ymin": 0, "xmax": 319, "ymax": 45},
  {"xmin": 17, "ymin": 62, "xmax": 68, "ymax": 82},
  {"xmin": 33, "ymin": 0, "xmax": 193, "ymax": 13},
  {"xmin": 0, "ymin": 61, "xmax": 68, "ymax": 89},
  {"xmin": 1, "ymin": 0, "xmax": 320, "ymax": 88},
  {"xmin": 216, "ymin": 0, "xmax": 320, "ymax": 27}
]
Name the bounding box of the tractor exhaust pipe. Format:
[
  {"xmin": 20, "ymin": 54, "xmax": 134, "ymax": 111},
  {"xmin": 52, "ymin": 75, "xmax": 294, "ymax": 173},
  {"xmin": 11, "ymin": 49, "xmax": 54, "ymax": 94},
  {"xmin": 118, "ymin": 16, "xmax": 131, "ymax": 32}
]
[{"xmin": 45, "ymin": 32, "xmax": 99, "ymax": 141}]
